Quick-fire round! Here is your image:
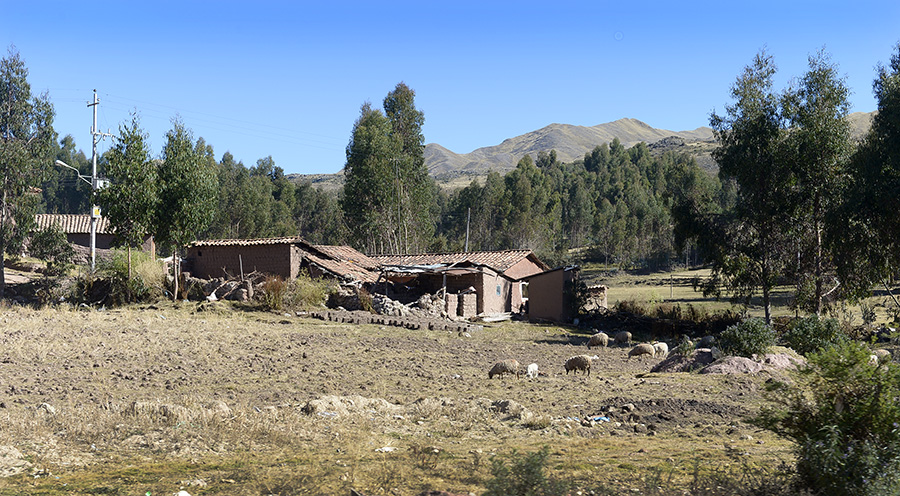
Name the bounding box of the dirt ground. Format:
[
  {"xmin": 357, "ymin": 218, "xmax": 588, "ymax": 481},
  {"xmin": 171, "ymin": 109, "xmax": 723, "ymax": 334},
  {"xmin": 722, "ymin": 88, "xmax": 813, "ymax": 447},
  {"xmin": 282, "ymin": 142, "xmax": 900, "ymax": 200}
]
[{"xmin": 0, "ymin": 300, "xmax": 800, "ymax": 495}]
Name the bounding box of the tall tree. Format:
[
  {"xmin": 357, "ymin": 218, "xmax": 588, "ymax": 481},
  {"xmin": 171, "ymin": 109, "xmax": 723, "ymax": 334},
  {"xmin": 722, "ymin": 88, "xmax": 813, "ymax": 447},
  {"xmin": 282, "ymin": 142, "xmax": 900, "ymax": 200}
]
[
  {"xmin": 835, "ymin": 43, "xmax": 900, "ymax": 301},
  {"xmin": 156, "ymin": 118, "xmax": 218, "ymax": 299},
  {"xmin": 96, "ymin": 112, "xmax": 158, "ymax": 279},
  {"xmin": 382, "ymin": 82, "xmax": 434, "ymax": 253},
  {"xmin": 342, "ymin": 83, "xmax": 434, "ymax": 255},
  {"xmin": 42, "ymin": 134, "xmax": 90, "ymax": 214},
  {"xmin": 341, "ymin": 102, "xmax": 397, "ymax": 253},
  {"xmin": 705, "ymin": 51, "xmax": 792, "ymax": 324},
  {"xmin": 0, "ymin": 47, "xmax": 56, "ymax": 298},
  {"xmin": 782, "ymin": 49, "xmax": 852, "ymax": 314}
]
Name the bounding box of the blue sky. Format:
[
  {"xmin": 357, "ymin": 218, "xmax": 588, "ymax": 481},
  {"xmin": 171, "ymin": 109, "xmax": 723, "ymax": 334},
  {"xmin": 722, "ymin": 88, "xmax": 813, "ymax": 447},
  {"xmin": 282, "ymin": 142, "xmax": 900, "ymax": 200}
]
[{"xmin": 3, "ymin": 1, "xmax": 898, "ymax": 175}]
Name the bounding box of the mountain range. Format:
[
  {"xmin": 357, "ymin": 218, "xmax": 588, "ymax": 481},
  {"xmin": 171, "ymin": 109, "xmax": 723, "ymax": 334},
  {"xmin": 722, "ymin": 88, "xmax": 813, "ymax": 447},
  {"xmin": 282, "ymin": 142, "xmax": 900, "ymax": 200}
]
[{"xmin": 291, "ymin": 112, "xmax": 875, "ymax": 190}]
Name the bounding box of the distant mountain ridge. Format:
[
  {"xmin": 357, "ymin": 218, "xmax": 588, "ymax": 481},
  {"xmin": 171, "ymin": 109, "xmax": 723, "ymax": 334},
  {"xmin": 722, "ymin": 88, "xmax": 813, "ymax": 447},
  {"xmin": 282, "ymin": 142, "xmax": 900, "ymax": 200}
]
[
  {"xmin": 289, "ymin": 112, "xmax": 875, "ymax": 190},
  {"xmin": 425, "ymin": 118, "xmax": 715, "ymax": 178}
]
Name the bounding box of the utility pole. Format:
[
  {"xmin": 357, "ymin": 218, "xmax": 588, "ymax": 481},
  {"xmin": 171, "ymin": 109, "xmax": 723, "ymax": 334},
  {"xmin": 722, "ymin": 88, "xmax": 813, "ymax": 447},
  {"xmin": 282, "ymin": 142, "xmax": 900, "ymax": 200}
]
[
  {"xmin": 465, "ymin": 207, "xmax": 470, "ymax": 252},
  {"xmin": 87, "ymin": 90, "xmax": 111, "ymax": 271}
]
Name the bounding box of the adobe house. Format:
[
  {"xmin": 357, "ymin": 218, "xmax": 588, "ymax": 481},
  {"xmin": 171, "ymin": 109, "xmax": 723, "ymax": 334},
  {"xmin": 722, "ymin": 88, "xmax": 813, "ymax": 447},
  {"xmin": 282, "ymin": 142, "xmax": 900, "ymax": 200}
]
[
  {"xmin": 33, "ymin": 213, "xmax": 155, "ymax": 261},
  {"xmin": 34, "ymin": 214, "xmax": 116, "ymax": 249},
  {"xmin": 185, "ymin": 237, "xmax": 379, "ymax": 284},
  {"xmin": 523, "ymin": 265, "xmax": 581, "ymax": 323},
  {"xmin": 371, "ymin": 250, "xmax": 549, "ymax": 318}
]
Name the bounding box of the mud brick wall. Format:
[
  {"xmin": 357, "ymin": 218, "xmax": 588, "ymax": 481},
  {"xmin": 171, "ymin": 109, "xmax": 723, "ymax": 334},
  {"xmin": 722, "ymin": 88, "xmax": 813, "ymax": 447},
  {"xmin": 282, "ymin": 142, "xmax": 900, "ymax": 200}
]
[
  {"xmin": 457, "ymin": 293, "xmax": 477, "ymax": 317},
  {"xmin": 307, "ymin": 309, "xmax": 483, "ymax": 334},
  {"xmin": 186, "ymin": 243, "xmax": 295, "ymax": 280}
]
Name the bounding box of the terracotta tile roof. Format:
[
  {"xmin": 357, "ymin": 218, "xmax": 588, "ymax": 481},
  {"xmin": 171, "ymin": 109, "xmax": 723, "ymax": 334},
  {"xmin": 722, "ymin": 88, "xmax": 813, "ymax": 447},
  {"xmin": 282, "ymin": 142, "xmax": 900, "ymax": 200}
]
[
  {"xmin": 190, "ymin": 237, "xmax": 306, "ymax": 247},
  {"xmin": 34, "ymin": 214, "xmax": 111, "ymax": 234},
  {"xmin": 371, "ymin": 250, "xmax": 548, "ymax": 273},
  {"xmin": 311, "ymin": 245, "xmax": 379, "ymax": 270}
]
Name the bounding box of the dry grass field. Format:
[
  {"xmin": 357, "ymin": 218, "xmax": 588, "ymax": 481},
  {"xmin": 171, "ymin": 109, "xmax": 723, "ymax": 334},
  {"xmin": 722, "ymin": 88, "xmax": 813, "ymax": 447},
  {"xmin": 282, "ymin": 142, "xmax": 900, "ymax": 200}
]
[{"xmin": 0, "ymin": 299, "xmax": 799, "ymax": 496}]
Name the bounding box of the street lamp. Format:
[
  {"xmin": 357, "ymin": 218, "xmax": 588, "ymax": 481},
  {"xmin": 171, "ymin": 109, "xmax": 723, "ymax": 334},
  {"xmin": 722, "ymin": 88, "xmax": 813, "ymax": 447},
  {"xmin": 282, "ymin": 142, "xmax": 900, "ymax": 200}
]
[{"xmin": 55, "ymin": 159, "xmax": 107, "ymax": 271}]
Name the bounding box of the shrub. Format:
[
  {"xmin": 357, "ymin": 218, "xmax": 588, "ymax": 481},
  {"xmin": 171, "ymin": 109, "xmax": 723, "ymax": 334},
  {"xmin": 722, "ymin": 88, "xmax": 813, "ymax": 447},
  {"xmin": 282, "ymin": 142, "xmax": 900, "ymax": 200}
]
[
  {"xmin": 780, "ymin": 315, "xmax": 847, "ymax": 356},
  {"xmin": 29, "ymin": 225, "xmax": 75, "ymax": 276},
  {"xmin": 673, "ymin": 335, "xmax": 695, "ymax": 357},
  {"xmin": 69, "ymin": 249, "xmax": 165, "ymax": 306},
  {"xmin": 97, "ymin": 250, "xmax": 166, "ymax": 305},
  {"xmin": 259, "ymin": 275, "xmax": 288, "ymax": 311},
  {"xmin": 616, "ymin": 299, "xmax": 648, "ymax": 317},
  {"xmin": 718, "ymin": 318, "xmax": 775, "ymax": 358},
  {"xmin": 257, "ymin": 271, "xmax": 333, "ymax": 312},
  {"xmin": 483, "ymin": 446, "xmax": 570, "ymax": 496},
  {"xmin": 755, "ymin": 341, "xmax": 900, "ymax": 495}
]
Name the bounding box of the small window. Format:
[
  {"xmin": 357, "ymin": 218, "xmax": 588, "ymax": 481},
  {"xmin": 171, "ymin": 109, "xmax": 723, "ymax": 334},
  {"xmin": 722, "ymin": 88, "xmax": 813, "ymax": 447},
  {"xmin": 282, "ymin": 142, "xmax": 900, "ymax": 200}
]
[{"xmin": 496, "ymin": 285, "xmax": 501, "ymax": 296}]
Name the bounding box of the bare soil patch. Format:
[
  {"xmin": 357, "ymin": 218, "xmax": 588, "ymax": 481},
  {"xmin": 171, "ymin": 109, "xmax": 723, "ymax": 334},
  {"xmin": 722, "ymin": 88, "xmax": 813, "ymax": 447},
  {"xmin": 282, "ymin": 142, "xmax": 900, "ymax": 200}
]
[{"xmin": 0, "ymin": 303, "xmax": 794, "ymax": 495}]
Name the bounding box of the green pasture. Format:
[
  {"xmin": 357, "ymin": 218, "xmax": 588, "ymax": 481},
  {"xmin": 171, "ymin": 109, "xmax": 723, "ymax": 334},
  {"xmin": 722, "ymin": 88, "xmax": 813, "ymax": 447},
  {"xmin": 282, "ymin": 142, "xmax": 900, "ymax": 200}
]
[{"xmin": 580, "ymin": 264, "xmax": 900, "ymax": 327}]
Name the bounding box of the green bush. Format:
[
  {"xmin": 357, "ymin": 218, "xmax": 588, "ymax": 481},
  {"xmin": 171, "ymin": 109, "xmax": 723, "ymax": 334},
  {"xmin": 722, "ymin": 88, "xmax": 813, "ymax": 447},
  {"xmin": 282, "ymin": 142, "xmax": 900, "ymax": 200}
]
[
  {"xmin": 755, "ymin": 341, "xmax": 900, "ymax": 495},
  {"xmin": 781, "ymin": 315, "xmax": 847, "ymax": 356},
  {"xmin": 483, "ymin": 446, "xmax": 570, "ymax": 496},
  {"xmin": 29, "ymin": 225, "xmax": 75, "ymax": 276},
  {"xmin": 718, "ymin": 318, "xmax": 775, "ymax": 358},
  {"xmin": 673, "ymin": 335, "xmax": 696, "ymax": 357}
]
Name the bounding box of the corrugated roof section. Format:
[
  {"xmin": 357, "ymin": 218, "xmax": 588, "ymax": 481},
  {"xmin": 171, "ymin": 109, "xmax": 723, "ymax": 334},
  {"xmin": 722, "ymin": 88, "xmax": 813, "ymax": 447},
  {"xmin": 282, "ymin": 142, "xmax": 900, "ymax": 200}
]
[
  {"xmin": 311, "ymin": 245, "xmax": 380, "ymax": 271},
  {"xmin": 371, "ymin": 250, "xmax": 546, "ymax": 273},
  {"xmin": 190, "ymin": 237, "xmax": 305, "ymax": 247},
  {"xmin": 305, "ymin": 252, "xmax": 379, "ymax": 284},
  {"xmin": 34, "ymin": 214, "xmax": 111, "ymax": 234}
]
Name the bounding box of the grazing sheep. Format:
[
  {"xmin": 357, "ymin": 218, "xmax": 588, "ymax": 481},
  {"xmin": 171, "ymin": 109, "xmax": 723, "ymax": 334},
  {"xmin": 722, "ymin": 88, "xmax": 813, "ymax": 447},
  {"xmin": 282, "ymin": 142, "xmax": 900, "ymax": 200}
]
[
  {"xmin": 628, "ymin": 343, "xmax": 656, "ymax": 360},
  {"xmin": 653, "ymin": 341, "xmax": 669, "ymax": 358},
  {"xmin": 614, "ymin": 331, "xmax": 632, "ymax": 346},
  {"xmin": 565, "ymin": 355, "xmax": 596, "ymax": 375},
  {"xmin": 488, "ymin": 359, "xmax": 521, "ymax": 379},
  {"xmin": 525, "ymin": 363, "xmax": 539, "ymax": 379},
  {"xmin": 587, "ymin": 332, "xmax": 609, "ymax": 349}
]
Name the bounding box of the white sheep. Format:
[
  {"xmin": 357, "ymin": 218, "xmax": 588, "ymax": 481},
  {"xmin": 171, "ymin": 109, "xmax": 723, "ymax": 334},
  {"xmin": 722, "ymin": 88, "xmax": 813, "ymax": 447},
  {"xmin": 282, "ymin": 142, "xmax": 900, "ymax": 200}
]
[
  {"xmin": 488, "ymin": 359, "xmax": 522, "ymax": 379},
  {"xmin": 565, "ymin": 355, "xmax": 597, "ymax": 375},
  {"xmin": 525, "ymin": 363, "xmax": 539, "ymax": 379},
  {"xmin": 587, "ymin": 332, "xmax": 609, "ymax": 349},
  {"xmin": 614, "ymin": 331, "xmax": 632, "ymax": 346},
  {"xmin": 653, "ymin": 341, "xmax": 669, "ymax": 358},
  {"xmin": 628, "ymin": 343, "xmax": 656, "ymax": 360},
  {"xmin": 870, "ymin": 348, "xmax": 892, "ymax": 365}
]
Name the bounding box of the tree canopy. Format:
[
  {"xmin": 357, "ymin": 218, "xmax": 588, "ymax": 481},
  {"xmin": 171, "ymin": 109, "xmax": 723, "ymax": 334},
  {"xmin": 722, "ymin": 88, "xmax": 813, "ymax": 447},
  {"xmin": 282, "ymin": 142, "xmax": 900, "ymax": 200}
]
[{"xmin": 0, "ymin": 47, "xmax": 56, "ymax": 297}]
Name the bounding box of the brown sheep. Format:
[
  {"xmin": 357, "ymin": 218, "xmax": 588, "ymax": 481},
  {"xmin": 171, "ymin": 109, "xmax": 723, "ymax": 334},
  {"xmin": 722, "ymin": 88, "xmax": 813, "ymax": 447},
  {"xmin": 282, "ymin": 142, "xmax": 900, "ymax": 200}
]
[
  {"xmin": 565, "ymin": 355, "xmax": 596, "ymax": 375},
  {"xmin": 488, "ymin": 359, "xmax": 522, "ymax": 379},
  {"xmin": 587, "ymin": 332, "xmax": 609, "ymax": 349}
]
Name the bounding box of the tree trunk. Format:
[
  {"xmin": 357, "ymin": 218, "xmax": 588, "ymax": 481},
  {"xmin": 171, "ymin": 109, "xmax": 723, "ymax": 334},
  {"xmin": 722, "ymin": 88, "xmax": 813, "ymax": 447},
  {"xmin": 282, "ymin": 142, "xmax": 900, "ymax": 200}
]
[
  {"xmin": 0, "ymin": 249, "xmax": 5, "ymax": 299},
  {"xmin": 814, "ymin": 193, "xmax": 824, "ymax": 316},
  {"xmin": 127, "ymin": 245, "xmax": 133, "ymax": 302},
  {"xmin": 172, "ymin": 249, "xmax": 179, "ymax": 301}
]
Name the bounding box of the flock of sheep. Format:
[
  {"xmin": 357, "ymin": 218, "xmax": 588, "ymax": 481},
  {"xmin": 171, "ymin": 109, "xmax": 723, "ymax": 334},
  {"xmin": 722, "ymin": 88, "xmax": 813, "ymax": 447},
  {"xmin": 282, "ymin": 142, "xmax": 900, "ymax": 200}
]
[{"xmin": 487, "ymin": 330, "xmax": 669, "ymax": 380}]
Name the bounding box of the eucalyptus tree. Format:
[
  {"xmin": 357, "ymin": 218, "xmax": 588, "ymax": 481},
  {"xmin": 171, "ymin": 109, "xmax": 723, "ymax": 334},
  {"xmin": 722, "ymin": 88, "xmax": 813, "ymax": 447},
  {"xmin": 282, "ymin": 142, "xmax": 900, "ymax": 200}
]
[
  {"xmin": 155, "ymin": 119, "xmax": 218, "ymax": 299},
  {"xmin": 342, "ymin": 102, "xmax": 398, "ymax": 254},
  {"xmin": 834, "ymin": 43, "xmax": 900, "ymax": 301},
  {"xmin": 0, "ymin": 47, "xmax": 56, "ymax": 297},
  {"xmin": 382, "ymin": 82, "xmax": 434, "ymax": 253},
  {"xmin": 704, "ymin": 51, "xmax": 793, "ymax": 324},
  {"xmin": 781, "ymin": 50, "xmax": 852, "ymax": 314},
  {"xmin": 96, "ymin": 112, "xmax": 158, "ymax": 279}
]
